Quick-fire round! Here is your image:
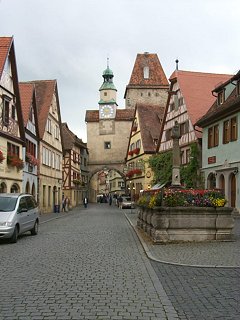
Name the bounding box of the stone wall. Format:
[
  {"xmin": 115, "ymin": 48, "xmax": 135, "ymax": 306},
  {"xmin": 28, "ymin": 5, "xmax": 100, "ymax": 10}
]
[{"xmin": 137, "ymin": 206, "xmax": 234, "ymax": 242}]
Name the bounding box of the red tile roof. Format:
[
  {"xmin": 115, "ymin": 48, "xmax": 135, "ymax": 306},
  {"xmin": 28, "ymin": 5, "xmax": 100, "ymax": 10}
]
[
  {"xmin": 126, "ymin": 53, "xmax": 169, "ymax": 88},
  {"xmin": 85, "ymin": 109, "xmax": 135, "ymax": 122},
  {"xmin": 0, "ymin": 37, "xmax": 12, "ymax": 78},
  {"xmin": 170, "ymin": 70, "xmax": 233, "ymax": 126},
  {"xmin": 61, "ymin": 122, "xmax": 86, "ymax": 150},
  {"xmin": 137, "ymin": 104, "xmax": 165, "ymax": 153},
  {"xmin": 29, "ymin": 80, "xmax": 56, "ymax": 139},
  {"xmin": 19, "ymin": 83, "xmax": 34, "ymax": 126}
]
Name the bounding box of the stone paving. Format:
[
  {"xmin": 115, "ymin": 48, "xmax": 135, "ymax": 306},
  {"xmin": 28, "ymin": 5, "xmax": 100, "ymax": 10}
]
[
  {"xmin": 126, "ymin": 211, "xmax": 240, "ymax": 267},
  {"xmin": 126, "ymin": 210, "xmax": 240, "ymax": 320},
  {"xmin": 0, "ymin": 204, "xmax": 179, "ymax": 320}
]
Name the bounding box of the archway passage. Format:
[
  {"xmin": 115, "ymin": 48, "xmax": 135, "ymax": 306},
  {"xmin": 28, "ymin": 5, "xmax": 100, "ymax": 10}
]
[
  {"xmin": 88, "ymin": 166, "xmax": 126, "ymax": 203},
  {"xmin": 25, "ymin": 181, "xmax": 30, "ymax": 194},
  {"xmin": 219, "ymin": 174, "xmax": 225, "ymax": 194}
]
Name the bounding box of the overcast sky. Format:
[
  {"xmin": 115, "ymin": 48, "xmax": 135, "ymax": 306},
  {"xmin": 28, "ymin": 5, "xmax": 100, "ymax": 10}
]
[{"xmin": 1, "ymin": 0, "xmax": 239, "ymax": 142}]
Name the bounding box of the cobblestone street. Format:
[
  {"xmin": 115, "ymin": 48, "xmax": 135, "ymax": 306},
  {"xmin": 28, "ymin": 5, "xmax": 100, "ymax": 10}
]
[{"xmin": 0, "ymin": 204, "xmax": 239, "ymax": 320}]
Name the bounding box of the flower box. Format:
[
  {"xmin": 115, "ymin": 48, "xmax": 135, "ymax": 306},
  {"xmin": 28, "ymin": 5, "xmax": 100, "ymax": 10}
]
[
  {"xmin": 128, "ymin": 150, "xmax": 134, "ymax": 156},
  {"xmin": 26, "ymin": 152, "xmax": 39, "ymax": 167},
  {"xmin": 7, "ymin": 153, "xmax": 24, "ymax": 170},
  {"xmin": 0, "ymin": 150, "xmax": 5, "ymax": 164},
  {"xmin": 134, "ymin": 148, "xmax": 140, "ymax": 155}
]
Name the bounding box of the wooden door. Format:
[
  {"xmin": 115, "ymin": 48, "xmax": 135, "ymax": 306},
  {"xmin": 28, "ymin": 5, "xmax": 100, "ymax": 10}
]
[{"xmin": 230, "ymin": 174, "xmax": 236, "ymax": 207}]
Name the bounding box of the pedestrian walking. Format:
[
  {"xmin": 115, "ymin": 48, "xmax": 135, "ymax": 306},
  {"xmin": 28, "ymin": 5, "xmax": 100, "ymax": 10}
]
[
  {"xmin": 109, "ymin": 195, "xmax": 112, "ymax": 206},
  {"xmin": 62, "ymin": 197, "xmax": 66, "ymax": 212},
  {"xmin": 83, "ymin": 197, "xmax": 88, "ymax": 208},
  {"xmin": 65, "ymin": 196, "xmax": 70, "ymax": 212},
  {"xmin": 118, "ymin": 195, "xmax": 123, "ymax": 209}
]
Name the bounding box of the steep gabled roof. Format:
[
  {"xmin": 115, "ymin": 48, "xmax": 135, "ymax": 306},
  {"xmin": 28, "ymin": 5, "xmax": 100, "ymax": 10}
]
[
  {"xmin": 137, "ymin": 104, "xmax": 165, "ymax": 153},
  {"xmin": 125, "ymin": 53, "xmax": 168, "ymax": 92},
  {"xmin": 0, "ymin": 37, "xmax": 12, "ymax": 78},
  {"xmin": 61, "ymin": 122, "xmax": 86, "ymax": 151},
  {"xmin": 19, "ymin": 82, "xmax": 39, "ymax": 138},
  {"xmin": 170, "ymin": 70, "xmax": 232, "ymax": 126},
  {"xmin": 29, "ymin": 80, "xmax": 57, "ymax": 139},
  {"xmin": 0, "ymin": 36, "xmax": 25, "ymax": 144},
  {"xmin": 195, "ymin": 71, "xmax": 240, "ymax": 127},
  {"xmin": 85, "ymin": 109, "xmax": 135, "ymax": 122}
]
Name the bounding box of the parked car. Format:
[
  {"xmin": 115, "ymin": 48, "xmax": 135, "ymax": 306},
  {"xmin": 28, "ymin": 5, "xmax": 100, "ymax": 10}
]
[
  {"xmin": 122, "ymin": 196, "xmax": 135, "ymax": 209},
  {"xmin": 0, "ymin": 193, "xmax": 39, "ymax": 243}
]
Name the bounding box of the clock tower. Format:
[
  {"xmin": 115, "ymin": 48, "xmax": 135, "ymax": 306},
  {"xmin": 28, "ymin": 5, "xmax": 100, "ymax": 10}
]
[{"xmin": 99, "ymin": 62, "xmax": 117, "ymax": 119}]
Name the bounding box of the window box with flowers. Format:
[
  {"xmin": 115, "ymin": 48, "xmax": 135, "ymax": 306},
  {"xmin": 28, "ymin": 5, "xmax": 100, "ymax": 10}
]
[
  {"xmin": 133, "ymin": 168, "xmax": 142, "ymax": 175},
  {"xmin": 26, "ymin": 152, "xmax": 39, "ymax": 167},
  {"xmin": 128, "ymin": 150, "xmax": 134, "ymax": 156},
  {"xmin": 134, "ymin": 148, "xmax": 140, "ymax": 155},
  {"xmin": 126, "ymin": 170, "xmax": 134, "ymax": 178},
  {"xmin": 0, "ymin": 150, "xmax": 5, "ymax": 164},
  {"xmin": 132, "ymin": 125, "xmax": 138, "ymax": 132},
  {"xmin": 7, "ymin": 153, "xmax": 24, "ymax": 170},
  {"xmin": 137, "ymin": 188, "xmax": 234, "ymax": 243}
]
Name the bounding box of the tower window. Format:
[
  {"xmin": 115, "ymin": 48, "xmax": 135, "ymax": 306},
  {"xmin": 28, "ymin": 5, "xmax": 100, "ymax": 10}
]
[
  {"xmin": 143, "ymin": 66, "xmax": 149, "ymax": 79},
  {"xmin": 104, "ymin": 141, "xmax": 111, "ymax": 149},
  {"xmin": 104, "ymin": 92, "xmax": 107, "ymax": 96}
]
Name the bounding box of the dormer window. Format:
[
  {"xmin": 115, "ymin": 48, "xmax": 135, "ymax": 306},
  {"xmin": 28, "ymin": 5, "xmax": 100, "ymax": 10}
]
[
  {"xmin": 218, "ymin": 90, "xmax": 225, "ymax": 105},
  {"xmin": 237, "ymin": 80, "xmax": 240, "ymax": 96},
  {"xmin": 143, "ymin": 66, "xmax": 149, "ymax": 79}
]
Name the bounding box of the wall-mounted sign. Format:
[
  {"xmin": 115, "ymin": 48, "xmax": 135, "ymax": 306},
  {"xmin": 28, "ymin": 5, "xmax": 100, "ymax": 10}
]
[{"xmin": 208, "ymin": 156, "xmax": 216, "ymax": 164}]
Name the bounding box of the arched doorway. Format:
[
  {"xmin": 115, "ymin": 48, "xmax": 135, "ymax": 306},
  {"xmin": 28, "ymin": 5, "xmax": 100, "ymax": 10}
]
[
  {"xmin": 32, "ymin": 183, "xmax": 36, "ymax": 198},
  {"xmin": 230, "ymin": 173, "xmax": 236, "ymax": 207},
  {"xmin": 10, "ymin": 183, "xmax": 20, "ymax": 193},
  {"xmin": 219, "ymin": 174, "xmax": 225, "ymax": 195},
  {"xmin": 25, "ymin": 181, "xmax": 30, "ymax": 194},
  {"xmin": 207, "ymin": 172, "xmax": 216, "ymax": 189},
  {"xmin": 0, "ymin": 182, "xmax": 7, "ymax": 193}
]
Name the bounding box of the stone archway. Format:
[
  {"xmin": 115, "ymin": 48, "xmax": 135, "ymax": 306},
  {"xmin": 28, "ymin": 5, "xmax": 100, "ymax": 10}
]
[
  {"xmin": 0, "ymin": 182, "xmax": 7, "ymax": 193},
  {"xmin": 32, "ymin": 183, "xmax": 36, "ymax": 198},
  {"xmin": 10, "ymin": 183, "xmax": 20, "ymax": 193},
  {"xmin": 88, "ymin": 165, "xmax": 127, "ymax": 203},
  {"xmin": 207, "ymin": 172, "xmax": 216, "ymax": 189}
]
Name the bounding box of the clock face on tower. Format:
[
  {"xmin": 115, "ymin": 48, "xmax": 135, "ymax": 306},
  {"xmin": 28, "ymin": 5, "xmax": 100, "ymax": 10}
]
[{"xmin": 99, "ymin": 105, "xmax": 116, "ymax": 119}]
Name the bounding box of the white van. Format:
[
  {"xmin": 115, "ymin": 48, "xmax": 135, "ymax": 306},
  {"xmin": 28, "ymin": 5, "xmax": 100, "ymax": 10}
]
[{"xmin": 0, "ymin": 193, "xmax": 39, "ymax": 243}]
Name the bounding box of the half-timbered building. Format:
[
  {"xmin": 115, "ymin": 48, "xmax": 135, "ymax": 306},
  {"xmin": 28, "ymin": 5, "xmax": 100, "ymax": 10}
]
[
  {"xmin": 0, "ymin": 37, "xmax": 25, "ymax": 193},
  {"xmin": 32, "ymin": 80, "xmax": 63, "ymax": 213},
  {"xmin": 157, "ymin": 69, "xmax": 232, "ymax": 186},
  {"xmin": 19, "ymin": 82, "xmax": 39, "ymax": 200},
  {"xmin": 61, "ymin": 122, "xmax": 88, "ymax": 207},
  {"xmin": 125, "ymin": 104, "xmax": 165, "ymax": 199}
]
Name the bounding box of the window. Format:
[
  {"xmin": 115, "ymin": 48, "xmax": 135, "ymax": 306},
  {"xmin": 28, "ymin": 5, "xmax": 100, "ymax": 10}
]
[
  {"xmin": 180, "ymin": 121, "xmax": 189, "ymax": 136},
  {"xmin": 223, "ymin": 120, "xmax": 230, "ymax": 144},
  {"xmin": 46, "ymin": 118, "xmax": 52, "ymax": 134},
  {"xmin": 11, "ymin": 105, "xmax": 16, "ymax": 120},
  {"xmin": 178, "ymin": 97, "xmax": 184, "ymax": 106},
  {"xmin": 218, "ymin": 91, "xmax": 225, "ymax": 105},
  {"xmin": 223, "ymin": 117, "xmax": 237, "ymax": 144},
  {"xmin": 130, "ymin": 142, "xmax": 135, "ymax": 151},
  {"xmin": 104, "ymin": 141, "xmax": 111, "ymax": 149},
  {"xmin": 52, "ymin": 152, "xmax": 55, "ymax": 168},
  {"xmin": 230, "ymin": 117, "xmax": 238, "ymax": 141},
  {"xmin": 169, "ymin": 103, "xmax": 175, "ymax": 112},
  {"xmin": 208, "ymin": 125, "xmax": 219, "ymax": 148},
  {"xmin": 7, "ymin": 143, "xmax": 19, "ymax": 156},
  {"xmin": 29, "ymin": 106, "xmax": 33, "ymax": 122},
  {"xmin": 165, "ymin": 129, "xmax": 172, "ymax": 141},
  {"xmin": 104, "ymin": 92, "xmax": 107, "ymax": 96},
  {"xmin": 55, "ymin": 125, "xmax": 59, "ymax": 139},
  {"xmin": 2, "ymin": 96, "xmax": 10, "ymax": 126},
  {"xmin": 148, "ymin": 92, "xmax": 151, "ymax": 97},
  {"xmin": 136, "ymin": 140, "xmax": 141, "ymax": 149},
  {"xmin": 26, "ymin": 139, "xmax": 36, "ymax": 157},
  {"xmin": 143, "ymin": 66, "xmax": 149, "ymax": 79}
]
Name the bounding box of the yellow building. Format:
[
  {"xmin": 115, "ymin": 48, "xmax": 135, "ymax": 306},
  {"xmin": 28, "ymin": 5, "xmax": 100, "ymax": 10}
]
[{"xmin": 125, "ymin": 104, "xmax": 165, "ymax": 199}]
